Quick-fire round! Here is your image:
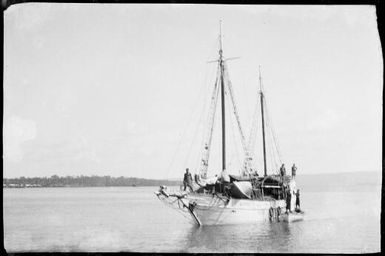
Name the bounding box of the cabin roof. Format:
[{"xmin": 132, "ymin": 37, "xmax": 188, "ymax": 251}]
[{"xmin": 229, "ymin": 174, "xmax": 292, "ymax": 185}]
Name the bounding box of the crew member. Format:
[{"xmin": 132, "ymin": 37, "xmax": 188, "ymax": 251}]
[
  {"xmin": 280, "ymin": 164, "xmax": 286, "ymax": 177},
  {"xmin": 220, "ymin": 169, "xmax": 230, "ymax": 183},
  {"xmin": 285, "ymin": 189, "xmax": 292, "ymax": 213},
  {"xmin": 219, "ymin": 169, "xmax": 230, "ymax": 194},
  {"xmin": 295, "ymin": 189, "xmax": 300, "ymax": 211},
  {"xmin": 291, "ymin": 164, "xmax": 297, "ymax": 178},
  {"xmin": 183, "ymin": 168, "xmax": 193, "ymax": 192}
]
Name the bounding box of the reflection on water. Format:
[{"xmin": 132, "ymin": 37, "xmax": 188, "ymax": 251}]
[
  {"xmin": 183, "ymin": 221, "xmax": 293, "ymax": 253},
  {"xmin": 3, "ymin": 185, "xmax": 381, "ymax": 253}
]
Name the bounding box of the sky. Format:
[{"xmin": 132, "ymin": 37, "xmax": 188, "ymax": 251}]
[{"xmin": 3, "ymin": 4, "xmax": 382, "ymax": 179}]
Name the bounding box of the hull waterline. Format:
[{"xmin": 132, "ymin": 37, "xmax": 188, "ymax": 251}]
[
  {"xmin": 156, "ymin": 190, "xmax": 292, "ymax": 226},
  {"xmin": 186, "ymin": 194, "xmax": 286, "ymax": 226}
]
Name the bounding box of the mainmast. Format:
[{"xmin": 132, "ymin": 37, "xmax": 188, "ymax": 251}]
[
  {"xmin": 219, "ymin": 20, "xmax": 226, "ymax": 171},
  {"xmin": 259, "ymin": 67, "xmax": 267, "ymax": 177}
]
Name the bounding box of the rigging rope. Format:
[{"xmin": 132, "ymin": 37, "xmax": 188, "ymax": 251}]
[
  {"xmin": 165, "ymin": 47, "xmax": 218, "ymax": 179},
  {"xmin": 183, "ymin": 64, "xmax": 218, "ymax": 168},
  {"xmin": 264, "ymin": 94, "xmax": 283, "ymax": 165},
  {"xmin": 183, "ymin": 96, "xmax": 207, "ymax": 167},
  {"xmin": 246, "ymin": 92, "xmax": 261, "ymax": 173},
  {"xmin": 266, "ymin": 125, "xmax": 275, "ymax": 174},
  {"xmin": 194, "ymin": 63, "xmax": 219, "ymax": 174},
  {"xmin": 226, "ymin": 90, "xmax": 243, "ymax": 174},
  {"xmin": 165, "ymin": 90, "xmax": 204, "ymax": 178},
  {"xmin": 223, "ymin": 62, "xmax": 252, "ymax": 175},
  {"xmin": 171, "ymin": 35, "xmax": 220, "ymax": 178},
  {"xmin": 243, "ymin": 75, "xmax": 284, "ymax": 175},
  {"xmin": 248, "ymin": 101, "xmax": 259, "ymax": 156},
  {"xmin": 223, "ymin": 63, "xmax": 248, "ymax": 151},
  {"xmin": 199, "ymin": 64, "xmax": 221, "ymax": 178}
]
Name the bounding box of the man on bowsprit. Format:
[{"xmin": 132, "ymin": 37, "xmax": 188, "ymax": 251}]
[
  {"xmin": 183, "ymin": 168, "xmax": 193, "ymax": 192},
  {"xmin": 291, "ymin": 164, "xmax": 297, "ymax": 178}
]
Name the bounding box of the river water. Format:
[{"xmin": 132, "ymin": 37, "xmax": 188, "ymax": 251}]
[{"xmin": 3, "ymin": 183, "xmax": 381, "ymax": 253}]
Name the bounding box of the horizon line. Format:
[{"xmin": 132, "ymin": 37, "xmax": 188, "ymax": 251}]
[{"xmin": 3, "ymin": 169, "xmax": 382, "ymax": 180}]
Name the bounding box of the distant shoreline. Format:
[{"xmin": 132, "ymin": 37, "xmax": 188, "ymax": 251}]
[
  {"xmin": 3, "ymin": 175, "xmax": 182, "ymax": 188},
  {"xmin": 3, "ymin": 185, "xmax": 179, "ymax": 188},
  {"xmin": 3, "ymin": 171, "xmax": 381, "ymax": 189}
]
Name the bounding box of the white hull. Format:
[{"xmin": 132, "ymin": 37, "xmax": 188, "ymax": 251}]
[
  {"xmin": 182, "ymin": 193, "xmax": 286, "ymax": 226},
  {"xmin": 155, "ymin": 183, "xmax": 301, "ymax": 226}
]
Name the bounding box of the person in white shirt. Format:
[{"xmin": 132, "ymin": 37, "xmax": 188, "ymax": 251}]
[{"xmin": 220, "ymin": 169, "xmax": 230, "ymax": 183}]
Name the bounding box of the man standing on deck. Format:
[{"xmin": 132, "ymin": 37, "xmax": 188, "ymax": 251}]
[
  {"xmin": 291, "ymin": 164, "xmax": 297, "ymax": 179},
  {"xmin": 183, "ymin": 168, "xmax": 193, "ymax": 192},
  {"xmin": 295, "ymin": 189, "xmax": 300, "ymax": 211},
  {"xmin": 286, "ymin": 189, "xmax": 292, "ymax": 213},
  {"xmin": 280, "ymin": 164, "xmax": 286, "ymax": 177},
  {"xmin": 220, "ymin": 169, "xmax": 230, "ymax": 183},
  {"xmin": 219, "ymin": 169, "xmax": 231, "ymax": 194}
]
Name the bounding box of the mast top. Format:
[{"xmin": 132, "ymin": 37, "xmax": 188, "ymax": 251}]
[
  {"xmin": 258, "ymin": 65, "xmax": 264, "ymax": 93},
  {"xmin": 219, "ymin": 20, "xmax": 223, "ymax": 59}
]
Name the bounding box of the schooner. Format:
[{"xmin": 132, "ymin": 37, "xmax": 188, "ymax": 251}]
[{"xmin": 155, "ymin": 23, "xmax": 303, "ymax": 226}]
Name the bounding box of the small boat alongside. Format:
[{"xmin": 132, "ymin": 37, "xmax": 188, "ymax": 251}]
[{"xmin": 280, "ymin": 210, "xmax": 305, "ymax": 223}]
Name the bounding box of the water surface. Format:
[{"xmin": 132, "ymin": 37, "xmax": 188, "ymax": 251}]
[{"xmin": 3, "ymin": 183, "xmax": 381, "ymax": 253}]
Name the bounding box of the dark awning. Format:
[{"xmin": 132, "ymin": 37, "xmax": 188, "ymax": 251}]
[{"xmin": 229, "ymin": 175, "xmax": 255, "ymax": 182}]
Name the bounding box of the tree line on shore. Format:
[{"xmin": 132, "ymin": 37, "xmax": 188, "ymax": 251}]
[{"xmin": 3, "ymin": 175, "xmax": 181, "ymax": 187}]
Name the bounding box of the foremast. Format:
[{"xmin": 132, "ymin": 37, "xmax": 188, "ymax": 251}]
[
  {"xmin": 198, "ymin": 22, "xmax": 226, "ymax": 178},
  {"xmin": 199, "ymin": 21, "xmax": 252, "ymax": 178},
  {"xmin": 219, "ymin": 22, "xmax": 226, "ymax": 172}
]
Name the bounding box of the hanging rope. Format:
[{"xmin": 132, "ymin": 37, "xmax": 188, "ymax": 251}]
[
  {"xmin": 223, "ymin": 63, "xmax": 248, "ymax": 152},
  {"xmin": 226, "ymin": 90, "xmax": 242, "ymax": 174},
  {"xmin": 183, "ymin": 64, "xmax": 218, "ymax": 168},
  {"xmin": 248, "ymin": 102, "xmax": 259, "ymax": 155},
  {"xmin": 246, "ymin": 91, "xmax": 261, "ymax": 172},
  {"xmin": 223, "ymin": 62, "xmax": 252, "ymax": 174},
  {"xmin": 165, "ymin": 44, "xmax": 219, "ymax": 179},
  {"xmin": 165, "ymin": 82, "xmax": 206, "ymax": 179},
  {"xmin": 171, "ymin": 35, "xmax": 220, "ymax": 178},
  {"xmin": 266, "ymin": 124, "xmax": 275, "ymax": 174},
  {"xmin": 264, "ymin": 94, "xmax": 283, "ymax": 165},
  {"xmin": 194, "ymin": 63, "xmax": 219, "ymax": 174},
  {"xmin": 199, "ymin": 64, "xmax": 221, "ymax": 178},
  {"xmin": 269, "ymin": 130, "xmax": 279, "ymax": 173},
  {"xmin": 183, "ymin": 94, "xmax": 208, "ymax": 168}
]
